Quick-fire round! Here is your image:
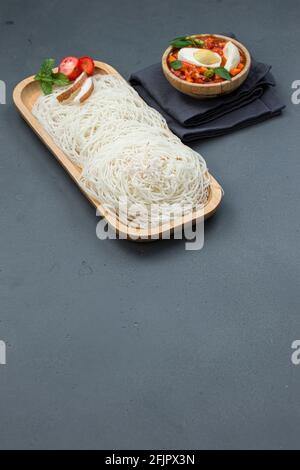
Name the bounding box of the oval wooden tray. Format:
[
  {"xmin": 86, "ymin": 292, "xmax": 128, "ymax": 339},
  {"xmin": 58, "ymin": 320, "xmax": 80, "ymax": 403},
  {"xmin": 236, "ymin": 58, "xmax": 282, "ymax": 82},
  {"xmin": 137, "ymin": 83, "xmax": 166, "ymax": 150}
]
[{"xmin": 13, "ymin": 61, "xmax": 223, "ymax": 240}]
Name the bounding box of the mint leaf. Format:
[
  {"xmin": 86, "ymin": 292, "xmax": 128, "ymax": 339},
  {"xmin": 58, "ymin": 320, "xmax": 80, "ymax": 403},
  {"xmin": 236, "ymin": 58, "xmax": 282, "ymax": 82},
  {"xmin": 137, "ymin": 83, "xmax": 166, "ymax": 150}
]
[
  {"xmin": 40, "ymin": 58, "xmax": 55, "ymax": 76},
  {"xmin": 214, "ymin": 67, "xmax": 232, "ymax": 81},
  {"xmin": 41, "ymin": 81, "xmax": 53, "ymax": 95},
  {"xmin": 37, "ymin": 75, "xmax": 54, "ymax": 82},
  {"xmin": 35, "ymin": 59, "xmax": 71, "ymax": 95},
  {"xmin": 170, "ymin": 36, "xmax": 204, "ymax": 48},
  {"xmin": 170, "ymin": 60, "xmax": 182, "ymax": 70},
  {"xmin": 171, "ymin": 36, "xmax": 187, "ymax": 42},
  {"xmin": 171, "ymin": 39, "xmax": 193, "ymax": 48},
  {"xmin": 52, "ymin": 73, "xmax": 70, "ymax": 86}
]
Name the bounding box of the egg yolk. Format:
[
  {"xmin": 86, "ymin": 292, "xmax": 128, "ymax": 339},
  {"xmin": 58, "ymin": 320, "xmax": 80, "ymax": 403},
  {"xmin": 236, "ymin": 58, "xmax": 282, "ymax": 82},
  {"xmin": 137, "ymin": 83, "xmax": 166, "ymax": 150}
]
[{"xmin": 193, "ymin": 49, "xmax": 220, "ymax": 66}]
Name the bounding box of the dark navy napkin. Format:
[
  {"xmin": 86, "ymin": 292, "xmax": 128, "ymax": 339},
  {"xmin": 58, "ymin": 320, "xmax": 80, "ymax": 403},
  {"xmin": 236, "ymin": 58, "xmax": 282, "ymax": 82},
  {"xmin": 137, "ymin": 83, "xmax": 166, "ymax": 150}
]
[{"xmin": 129, "ymin": 44, "xmax": 285, "ymax": 142}]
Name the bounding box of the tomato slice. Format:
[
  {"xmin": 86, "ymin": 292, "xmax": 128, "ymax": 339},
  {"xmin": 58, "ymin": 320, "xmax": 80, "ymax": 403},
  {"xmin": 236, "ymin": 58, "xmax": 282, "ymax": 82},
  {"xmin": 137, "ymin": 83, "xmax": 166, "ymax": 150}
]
[
  {"xmin": 79, "ymin": 56, "xmax": 95, "ymax": 76},
  {"xmin": 58, "ymin": 56, "xmax": 82, "ymax": 81}
]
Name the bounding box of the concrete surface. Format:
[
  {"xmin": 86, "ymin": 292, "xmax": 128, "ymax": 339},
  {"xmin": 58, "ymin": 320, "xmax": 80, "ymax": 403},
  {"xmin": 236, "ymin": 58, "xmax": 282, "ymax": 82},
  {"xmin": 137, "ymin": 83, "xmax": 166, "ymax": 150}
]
[{"xmin": 0, "ymin": 0, "xmax": 300, "ymax": 450}]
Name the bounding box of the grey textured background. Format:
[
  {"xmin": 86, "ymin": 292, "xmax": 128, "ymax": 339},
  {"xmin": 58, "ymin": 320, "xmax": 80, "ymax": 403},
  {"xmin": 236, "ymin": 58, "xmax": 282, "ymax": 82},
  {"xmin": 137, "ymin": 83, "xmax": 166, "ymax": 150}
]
[{"xmin": 0, "ymin": 0, "xmax": 300, "ymax": 450}]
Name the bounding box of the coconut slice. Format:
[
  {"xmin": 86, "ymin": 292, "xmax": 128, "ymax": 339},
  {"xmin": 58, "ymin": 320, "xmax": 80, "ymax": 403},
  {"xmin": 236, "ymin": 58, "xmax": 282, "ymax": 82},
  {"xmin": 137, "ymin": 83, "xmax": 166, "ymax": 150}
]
[
  {"xmin": 73, "ymin": 77, "xmax": 94, "ymax": 104},
  {"xmin": 56, "ymin": 71, "xmax": 87, "ymax": 103}
]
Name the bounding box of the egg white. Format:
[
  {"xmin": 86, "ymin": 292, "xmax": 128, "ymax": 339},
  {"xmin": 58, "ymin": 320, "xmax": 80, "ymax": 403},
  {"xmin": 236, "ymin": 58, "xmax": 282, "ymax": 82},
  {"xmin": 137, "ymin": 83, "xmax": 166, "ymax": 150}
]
[
  {"xmin": 223, "ymin": 41, "xmax": 240, "ymax": 71},
  {"xmin": 178, "ymin": 48, "xmax": 222, "ymax": 68}
]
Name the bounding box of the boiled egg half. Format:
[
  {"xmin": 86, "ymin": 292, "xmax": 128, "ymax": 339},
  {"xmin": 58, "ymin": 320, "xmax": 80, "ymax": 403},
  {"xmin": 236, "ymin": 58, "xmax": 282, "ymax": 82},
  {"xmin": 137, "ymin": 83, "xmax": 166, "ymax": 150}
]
[
  {"xmin": 223, "ymin": 41, "xmax": 240, "ymax": 71},
  {"xmin": 178, "ymin": 48, "xmax": 222, "ymax": 68}
]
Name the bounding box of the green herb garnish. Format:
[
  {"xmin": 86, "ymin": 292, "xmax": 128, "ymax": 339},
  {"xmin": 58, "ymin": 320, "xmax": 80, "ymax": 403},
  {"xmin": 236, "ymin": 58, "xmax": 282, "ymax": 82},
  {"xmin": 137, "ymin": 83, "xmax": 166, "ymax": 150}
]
[
  {"xmin": 34, "ymin": 59, "xmax": 70, "ymax": 95},
  {"xmin": 170, "ymin": 60, "xmax": 183, "ymax": 70},
  {"xmin": 171, "ymin": 36, "xmax": 188, "ymax": 42},
  {"xmin": 170, "ymin": 35, "xmax": 204, "ymax": 49},
  {"xmin": 171, "ymin": 39, "xmax": 194, "ymax": 48},
  {"xmin": 214, "ymin": 67, "xmax": 232, "ymax": 81},
  {"xmin": 204, "ymin": 69, "xmax": 215, "ymax": 79},
  {"xmin": 187, "ymin": 36, "xmax": 205, "ymax": 47}
]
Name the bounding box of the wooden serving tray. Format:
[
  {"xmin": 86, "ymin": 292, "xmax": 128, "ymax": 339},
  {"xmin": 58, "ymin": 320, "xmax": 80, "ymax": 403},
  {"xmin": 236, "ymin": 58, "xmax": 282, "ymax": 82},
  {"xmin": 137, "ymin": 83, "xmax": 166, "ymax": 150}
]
[{"xmin": 13, "ymin": 61, "xmax": 223, "ymax": 240}]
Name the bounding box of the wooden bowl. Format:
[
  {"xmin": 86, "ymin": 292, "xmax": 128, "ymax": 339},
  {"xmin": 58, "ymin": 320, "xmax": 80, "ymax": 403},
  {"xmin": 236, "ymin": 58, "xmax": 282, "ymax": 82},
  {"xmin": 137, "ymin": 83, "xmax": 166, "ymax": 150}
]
[{"xmin": 162, "ymin": 34, "xmax": 251, "ymax": 99}]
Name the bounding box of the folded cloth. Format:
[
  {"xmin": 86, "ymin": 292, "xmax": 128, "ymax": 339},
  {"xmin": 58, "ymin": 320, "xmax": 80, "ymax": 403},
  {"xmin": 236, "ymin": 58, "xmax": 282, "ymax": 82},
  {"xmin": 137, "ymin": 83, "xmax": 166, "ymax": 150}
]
[
  {"xmin": 129, "ymin": 39, "xmax": 285, "ymax": 142},
  {"xmin": 165, "ymin": 87, "xmax": 284, "ymax": 142}
]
